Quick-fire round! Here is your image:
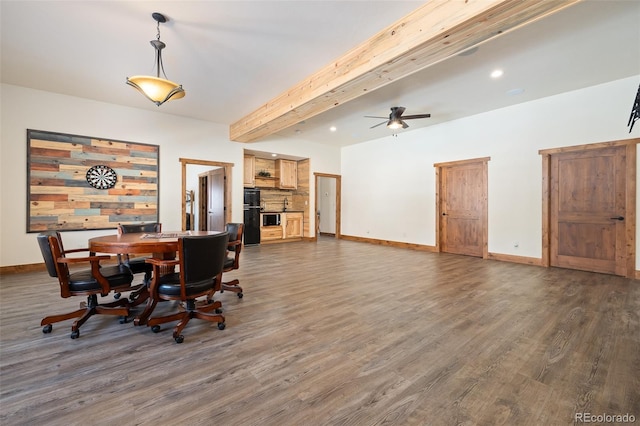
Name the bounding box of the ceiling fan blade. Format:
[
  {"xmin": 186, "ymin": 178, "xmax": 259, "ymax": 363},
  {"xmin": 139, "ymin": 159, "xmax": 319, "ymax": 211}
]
[
  {"xmin": 364, "ymin": 115, "xmax": 388, "ymax": 119},
  {"xmin": 401, "ymin": 114, "xmax": 431, "ymax": 119},
  {"xmin": 370, "ymin": 121, "xmax": 388, "ymax": 129},
  {"xmin": 401, "ymin": 120, "xmax": 409, "ymax": 129}
]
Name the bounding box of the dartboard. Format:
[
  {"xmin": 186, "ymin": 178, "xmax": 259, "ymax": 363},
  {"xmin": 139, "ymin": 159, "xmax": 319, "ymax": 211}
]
[{"xmin": 86, "ymin": 165, "xmax": 118, "ymax": 189}]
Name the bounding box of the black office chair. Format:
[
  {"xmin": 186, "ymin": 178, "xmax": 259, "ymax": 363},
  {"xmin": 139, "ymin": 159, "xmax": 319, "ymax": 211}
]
[
  {"xmin": 37, "ymin": 231, "xmax": 133, "ymax": 339},
  {"xmin": 117, "ymin": 223, "xmax": 162, "ymax": 286},
  {"xmin": 142, "ymin": 232, "xmax": 229, "ymax": 343},
  {"xmin": 219, "ymin": 223, "xmax": 244, "ymax": 298},
  {"xmin": 116, "ymin": 222, "xmax": 161, "ymax": 304}
]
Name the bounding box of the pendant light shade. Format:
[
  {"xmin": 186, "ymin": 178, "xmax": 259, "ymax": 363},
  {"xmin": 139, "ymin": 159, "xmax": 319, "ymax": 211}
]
[
  {"xmin": 127, "ymin": 75, "xmax": 185, "ymax": 106},
  {"xmin": 126, "ymin": 12, "xmax": 185, "ymax": 106}
]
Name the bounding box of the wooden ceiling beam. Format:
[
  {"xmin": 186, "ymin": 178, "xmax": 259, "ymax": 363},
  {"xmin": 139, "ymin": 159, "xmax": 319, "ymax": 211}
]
[{"xmin": 230, "ymin": 0, "xmax": 581, "ymax": 143}]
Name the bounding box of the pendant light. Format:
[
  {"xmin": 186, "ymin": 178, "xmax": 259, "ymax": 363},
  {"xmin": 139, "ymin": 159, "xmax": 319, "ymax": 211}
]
[{"xmin": 126, "ymin": 12, "xmax": 185, "ymax": 106}]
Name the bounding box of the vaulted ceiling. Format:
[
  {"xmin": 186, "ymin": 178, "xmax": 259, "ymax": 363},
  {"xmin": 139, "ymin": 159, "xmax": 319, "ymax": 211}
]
[{"xmin": 2, "ymin": 1, "xmax": 638, "ymax": 147}]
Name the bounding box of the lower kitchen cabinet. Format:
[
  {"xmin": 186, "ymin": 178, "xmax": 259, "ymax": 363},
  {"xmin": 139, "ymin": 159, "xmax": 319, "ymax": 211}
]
[
  {"xmin": 261, "ymin": 226, "xmax": 283, "ymax": 241},
  {"xmin": 260, "ymin": 212, "xmax": 303, "ymax": 243},
  {"xmin": 284, "ymin": 212, "xmax": 303, "ymax": 238}
]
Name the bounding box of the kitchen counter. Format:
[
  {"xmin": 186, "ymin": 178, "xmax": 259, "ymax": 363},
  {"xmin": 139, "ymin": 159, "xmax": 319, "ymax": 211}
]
[{"xmin": 261, "ymin": 210, "xmax": 304, "ymax": 213}]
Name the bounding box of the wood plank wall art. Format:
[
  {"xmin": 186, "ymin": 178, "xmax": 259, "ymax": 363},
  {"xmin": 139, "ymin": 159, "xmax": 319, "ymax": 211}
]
[{"xmin": 27, "ymin": 130, "xmax": 159, "ymax": 232}]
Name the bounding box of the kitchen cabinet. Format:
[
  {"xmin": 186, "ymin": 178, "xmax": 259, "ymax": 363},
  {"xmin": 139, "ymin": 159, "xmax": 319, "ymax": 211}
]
[
  {"xmin": 259, "ymin": 212, "xmax": 303, "ymax": 243},
  {"xmin": 244, "ymin": 155, "xmax": 255, "ymax": 187},
  {"xmin": 284, "ymin": 212, "xmax": 303, "ymax": 238},
  {"xmin": 260, "ymin": 226, "xmax": 283, "ymax": 241},
  {"xmin": 275, "ymin": 159, "xmax": 297, "ymax": 190}
]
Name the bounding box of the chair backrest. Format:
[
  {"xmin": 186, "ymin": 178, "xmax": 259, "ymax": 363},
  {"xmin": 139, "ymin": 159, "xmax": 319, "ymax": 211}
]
[
  {"xmin": 37, "ymin": 231, "xmax": 73, "ymax": 297},
  {"xmin": 118, "ymin": 222, "xmax": 162, "ymax": 235},
  {"xmin": 37, "ymin": 231, "xmax": 63, "ymax": 278},
  {"xmin": 180, "ymin": 233, "xmax": 229, "ymax": 285},
  {"xmin": 225, "ymin": 223, "xmax": 244, "ymax": 252}
]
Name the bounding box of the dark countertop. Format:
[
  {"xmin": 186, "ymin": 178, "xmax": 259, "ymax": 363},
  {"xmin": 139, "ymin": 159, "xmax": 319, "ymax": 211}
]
[{"xmin": 261, "ymin": 210, "xmax": 304, "ymax": 213}]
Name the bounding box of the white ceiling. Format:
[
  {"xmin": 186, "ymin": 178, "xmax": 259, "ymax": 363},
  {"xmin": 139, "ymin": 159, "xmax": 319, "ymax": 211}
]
[{"xmin": 2, "ymin": 1, "xmax": 639, "ymax": 147}]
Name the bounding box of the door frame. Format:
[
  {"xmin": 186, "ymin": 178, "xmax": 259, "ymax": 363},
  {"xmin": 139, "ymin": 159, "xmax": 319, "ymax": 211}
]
[
  {"xmin": 314, "ymin": 173, "xmax": 341, "ymax": 239},
  {"xmin": 180, "ymin": 158, "xmax": 233, "ymax": 231},
  {"xmin": 434, "ymin": 157, "xmax": 490, "ymax": 258},
  {"xmin": 539, "ymin": 139, "xmax": 637, "ymax": 278}
]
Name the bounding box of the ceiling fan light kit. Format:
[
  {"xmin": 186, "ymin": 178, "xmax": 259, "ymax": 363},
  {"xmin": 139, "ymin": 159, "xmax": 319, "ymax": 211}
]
[
  {"xmin": 387, "ymin": 118, "xmax": 405, "ymax": 130},
  {"xmin": 126, "ymin": 12, "xmax": 185, "ymax": 106},
  {"xmin": 366, "ymin": 106, "xmax": 431, "ymax": 130}
]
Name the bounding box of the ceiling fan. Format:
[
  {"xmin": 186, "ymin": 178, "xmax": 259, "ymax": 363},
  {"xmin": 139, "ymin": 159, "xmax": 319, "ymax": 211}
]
[{"xmin": 366, "ymin": 106, "xmax": 431, "ymax": 130}]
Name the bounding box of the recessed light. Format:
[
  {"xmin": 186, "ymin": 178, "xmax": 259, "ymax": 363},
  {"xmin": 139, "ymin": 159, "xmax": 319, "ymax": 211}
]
[
  {"xmin": 490, "ymin": 69, "xmax": 504, "ymax": 79},
  {"xmin": 329, "ymin": 126, "xmax": 337, "ymax": 132}
]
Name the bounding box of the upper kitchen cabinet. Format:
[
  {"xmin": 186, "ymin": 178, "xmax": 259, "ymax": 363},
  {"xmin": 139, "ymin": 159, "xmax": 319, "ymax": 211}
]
[
  {"xmin": 244, "ymin": 155, "xmax": 255, "ymax": 187},
  {"xmin": 276, "ymin": 159, "xmax": 297, "ymax": 190}
]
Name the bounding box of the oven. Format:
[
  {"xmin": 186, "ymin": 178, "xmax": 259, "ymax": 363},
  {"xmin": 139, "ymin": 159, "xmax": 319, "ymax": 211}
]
[{"xmin": 262, "ymin": 213, "xmax": 281, "ymax": 227}]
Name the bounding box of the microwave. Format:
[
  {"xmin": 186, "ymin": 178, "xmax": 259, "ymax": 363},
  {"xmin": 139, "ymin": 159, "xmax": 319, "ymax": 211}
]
[{"xmin": 262, "ymin": 213, "xmax": 281, "ymax": 227}]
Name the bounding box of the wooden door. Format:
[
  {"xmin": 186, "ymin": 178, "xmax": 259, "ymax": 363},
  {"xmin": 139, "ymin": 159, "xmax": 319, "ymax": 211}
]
[
  {"xmin": 549, "ymin": 145, "xmax": 628, "ymax": 275},
  {"xmin": 437, "ymin": 158, "xmax": 488, "ymax": 257},
  {"xmin": 206, "ymin": 168, "xmax": 226, "ymax": 232}
]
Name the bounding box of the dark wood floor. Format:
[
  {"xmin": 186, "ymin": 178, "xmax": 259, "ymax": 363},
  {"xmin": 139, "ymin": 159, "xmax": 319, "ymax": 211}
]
[{"xmin": 1, "ymin": 237, "xmax": 638, "ymax": 425}]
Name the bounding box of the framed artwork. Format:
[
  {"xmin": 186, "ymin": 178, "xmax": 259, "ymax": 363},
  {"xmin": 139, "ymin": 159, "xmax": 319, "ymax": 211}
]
[{"xmin": 27, "ymin": 129, "xmax": 159, "ymax": 232}]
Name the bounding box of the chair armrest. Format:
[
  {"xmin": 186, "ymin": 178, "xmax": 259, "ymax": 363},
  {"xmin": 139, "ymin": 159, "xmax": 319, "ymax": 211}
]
[
  {"xmin": 145, "ymin": 258, "xmax": 179, "ymax": 267},
  {"xmin": 63, "ymin": 247, "xmax": 92, "ymax": 254},
  {"xmin": 58, "ymin": 255, "xmax": 114, "ymax": 295},
  {"xmin": 227, "ymin": 241, "xmax": 242, "ymax": 248},
  {"xmin": 145, "ymin": 257, "xmax": 180, "ymax": 296}
]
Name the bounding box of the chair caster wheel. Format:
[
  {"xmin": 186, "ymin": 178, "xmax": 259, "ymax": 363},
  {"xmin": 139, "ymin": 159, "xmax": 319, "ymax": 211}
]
[
  {"xmin": 215, "ymin": 308, "xmax": 223, "ymax": 314},
  {"xmin": 119, "ymin": 316, "xmax": 128, "ymax": 324},
  {"xmin": 151, "ymin": 325, "xmax": 161, "ymax": 333},
  {"xmin": 42, "ymin": 324, "xmax": 52, "ymax": 334},
  {"xmin": 217, "ymin": 322, "xmax": 226, "ymax": 330},
  {"xmin": 175, "ymin": 335, "xmax": 184, "ymax": 344},
  {"xmin": 237, "ymin": 293, "xmax": 243, "ymax": 299},
  {"xmin": 114, "ymin": 292, "xmax": 121, "ymax": 300},
  {"xmin": 70, "ymin": 330, "xmax": 80, "ymax": 339}
]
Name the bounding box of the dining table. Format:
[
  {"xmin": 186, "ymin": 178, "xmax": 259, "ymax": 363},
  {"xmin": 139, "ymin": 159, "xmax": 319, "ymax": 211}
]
[
  {"xmin": 88, "ymin": 230, "xmax": 222, "ymax": 325},
  {"xmin": 89, "ymin": 230, "xmax": 221, "ymax": 258}
]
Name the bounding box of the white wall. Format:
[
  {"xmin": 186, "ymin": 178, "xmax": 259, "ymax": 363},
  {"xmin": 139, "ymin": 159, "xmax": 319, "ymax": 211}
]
[
  {"xmin": 341, "ymin": 76, "xmax": 640, "ymax": 268},
  {"xmin": 3, "ymin": 78, "xmax": 638, "ymax": 269},
  {"xmin": 0, "ymin": 84, "xmax": 341, "ymax": 267}
]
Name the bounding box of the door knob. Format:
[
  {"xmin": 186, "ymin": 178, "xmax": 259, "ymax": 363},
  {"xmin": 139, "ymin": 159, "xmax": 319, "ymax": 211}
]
[
  {"xmin": 609, "ymin": 216, "xmax": 624, "ymax": 221},
  {"xmin": 442, "ymin": 212, "xmax": 447, "ymax": 216}
]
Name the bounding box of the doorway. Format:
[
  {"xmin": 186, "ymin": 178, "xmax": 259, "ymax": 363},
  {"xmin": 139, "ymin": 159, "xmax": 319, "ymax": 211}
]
[
  {"xmin": 198, "ymin": 168, "xmax": 226, "ymax": 231},
  {"xmin": 314, "ymin": 173, "xmax": 341, "ymax": 238},
  {"xmin": 435, "ymin": 157, "xmax": 490, "ymax": 258},
  {"xmin": 180, "ymin": 158, "xmax": 233, "ymax": 232},
  {"xmin": 540, "ymin": 139, "xmax": 637, "ymax": 277}
]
